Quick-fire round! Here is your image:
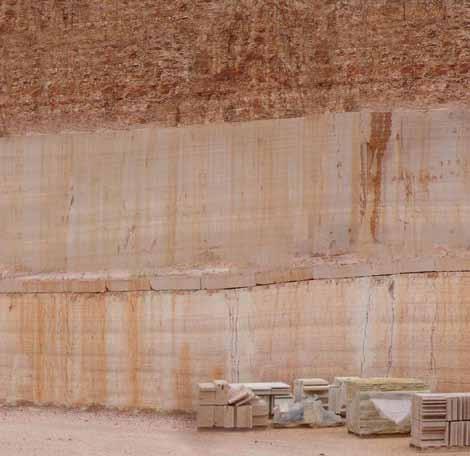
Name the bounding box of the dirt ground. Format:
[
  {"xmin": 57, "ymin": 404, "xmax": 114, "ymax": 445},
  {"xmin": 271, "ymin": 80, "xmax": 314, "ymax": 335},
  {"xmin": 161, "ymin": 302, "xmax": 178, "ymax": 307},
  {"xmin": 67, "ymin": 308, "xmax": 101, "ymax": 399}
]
[{"xmin": 0, "ymin": 406, "xmax": 462, "ymax": 456}]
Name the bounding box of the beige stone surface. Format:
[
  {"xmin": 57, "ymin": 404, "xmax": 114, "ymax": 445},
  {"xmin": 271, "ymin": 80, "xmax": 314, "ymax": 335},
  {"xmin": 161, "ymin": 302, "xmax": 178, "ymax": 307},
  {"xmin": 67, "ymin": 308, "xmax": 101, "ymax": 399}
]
[
  {"xmin": 1, "ymin": 110, "xmax": 469, "ymax": 279},
  {"xmin": 62, "ymin": 280, "xmax": 107, "ymax": 293},
  {"xmin": 150, "ymin": 275, "xmax": 201, "ymax": 291},
  {"xmin": 1, "ymin": 272, "xmax": 470, "ymax": 411},
  {"xmin": 106, "ymin": 279, "xmax": 151, "ymax": 292},
  {"xmin": 255, "ymin": 268, "xmax": 313, "ymax": 285},
  {"xmin": 235, "ymin": 405, "xmax": 253, "ymax": 429},
  {"xmin": 213, "ymin": 406, "xmax": 225, "ymax": 427},
  {"xmin": 0, "ymin": 280, "xmax": 65, "ymax": 294},
  {"xmin": 223, "ymin": 406, "xmax": 235, "ymax": 429},
  {"xmin": 202, "ymin": 273, "xmax": 256, "ymax": 290},
  {"xmin": 197, "ymin": 405, "xmax": 214, "ymax": 428}
]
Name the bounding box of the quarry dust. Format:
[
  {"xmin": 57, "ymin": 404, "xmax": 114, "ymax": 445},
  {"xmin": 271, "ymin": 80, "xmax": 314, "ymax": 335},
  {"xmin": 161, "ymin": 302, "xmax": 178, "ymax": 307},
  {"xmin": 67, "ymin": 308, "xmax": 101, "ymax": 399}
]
[{"xmin": 0, "ymin": 406, "xmax": 457, "ymax": 456}]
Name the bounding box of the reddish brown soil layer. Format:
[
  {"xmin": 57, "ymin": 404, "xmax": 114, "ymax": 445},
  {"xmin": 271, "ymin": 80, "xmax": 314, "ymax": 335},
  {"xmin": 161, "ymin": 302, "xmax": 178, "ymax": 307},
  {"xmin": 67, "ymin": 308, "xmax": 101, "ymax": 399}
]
[{"xmin": 1, "ymin": 1, "xmax": 469, "ymax": 135}]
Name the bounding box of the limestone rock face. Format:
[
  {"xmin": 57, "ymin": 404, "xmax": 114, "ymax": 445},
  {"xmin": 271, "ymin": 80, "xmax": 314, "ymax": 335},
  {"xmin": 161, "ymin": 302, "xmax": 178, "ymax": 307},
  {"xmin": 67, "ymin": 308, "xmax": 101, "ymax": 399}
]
[
  {"xmin": 1, "ymin": 1, "xmax": 469, "ymax": 135},
  {"xmin": 0, "ymin": 272, "xmax": 470, "ymax": 411},
  {"xmin": 1, "ymin": 110, "xmax": 469, "ymax": 277}
]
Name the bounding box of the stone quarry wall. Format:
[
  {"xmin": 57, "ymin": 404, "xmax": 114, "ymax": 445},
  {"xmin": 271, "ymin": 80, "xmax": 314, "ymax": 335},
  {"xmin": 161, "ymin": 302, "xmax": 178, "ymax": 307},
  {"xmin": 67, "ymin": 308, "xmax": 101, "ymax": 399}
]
[
  {"xmin": 0, "ymin": 109, "xmax": 470, "ymax": 411},
  {"xmin": 1, "ymin": 1, "xmax": 470, "ymax": 412},
  {"xmin": 1, "ymin": 110, "xmax": 469, "ymax": 278},
  {"xmin": 1, "ymin": 272, "xmax": 470, "ymax": 411},
  {"xmin": 1, "ymin": 0, "xmax": 469, "ymax": 135}
]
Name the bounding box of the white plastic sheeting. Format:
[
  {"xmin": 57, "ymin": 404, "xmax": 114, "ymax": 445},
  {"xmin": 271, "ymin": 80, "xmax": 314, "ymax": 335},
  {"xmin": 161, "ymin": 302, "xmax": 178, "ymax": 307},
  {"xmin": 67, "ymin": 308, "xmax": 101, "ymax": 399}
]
[{"xmin": 371, "ymin": 397, "xmax": 412, "ymax": 425}]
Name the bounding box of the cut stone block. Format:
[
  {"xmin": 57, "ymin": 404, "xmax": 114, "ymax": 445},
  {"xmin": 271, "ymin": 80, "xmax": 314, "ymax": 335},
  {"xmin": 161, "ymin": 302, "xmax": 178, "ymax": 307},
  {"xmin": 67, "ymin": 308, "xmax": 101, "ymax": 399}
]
[
  {"xmin": 214, "ymin": 379, "xmax": 229, "ymax": 405},
  {"xmin": 236, "ymin": 405, "xmax": 253, "ymax": 429},
  {"xmin": 197, "ymin": 405, "xmax": 215, "ymax": 428},
  {"xmin": 253, "ymin": 415, "xmax": 269, "ymax": 427},
  {"xmin": 328, "ymin": 385, "xmax": 340, "ymax": 414},
  {"xmin": 224, "ymin": 406, "xmax": 235, "ymax": 429},
  {"xmin": 255, "ymin": 267, "xmax": 313, "ymax": 285},
  {"xmin": 252, "ymin": 398, "xmax": 269, "ymax": 417},
  {"xmin": 0, "ymin": 279, "xmax": 66, "ymax": 293},
  {"xmin": 106, "ymin": 278, "xmax": 150, "ymax": 291},
  {"xmin": 198, "ymin": 382, "xmax": 216, "ymax": 405},
  {"xmin": 0, "ymin": 280, "xmax": 26, "ymax": 293},
  {"xmin": 332, "ymin": 376, "xmax": 361, "ymax": 416},
  {"xmin": 29, "ymin": 280, "xmax": 67, "ymax": 293},
  {"xmin": 202, "ymin": 273, "xmax": 256, "ymax": 290},
  {"xmin": 214, "ymin": 406, "xmax": 225, "ymax": 427},
  {"xmin": 312, "ymin": 263, "xmax": 372, "ymax": 280},
  {"xmin": 150, "ymin": 275, "xmax": 201, "ymax": 291},
  {"xmin": 63, "ymin": 280, "xmax": 106, "ymax": 293}
]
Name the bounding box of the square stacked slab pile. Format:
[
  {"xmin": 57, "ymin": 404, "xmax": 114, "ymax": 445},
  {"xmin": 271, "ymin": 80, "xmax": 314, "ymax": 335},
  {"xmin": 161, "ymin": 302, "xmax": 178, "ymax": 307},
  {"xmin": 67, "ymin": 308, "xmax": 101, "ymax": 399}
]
[
  {"xmin": 346, "ymin": 378, "xmax": 429, "ymax": 436},
  {"xmin": 412, "ymin": 393, "xmax": 470, "ymax": 449},
  {"xmin": 197, "ymin": 380, "xmax": 270, "ymax": 429}
]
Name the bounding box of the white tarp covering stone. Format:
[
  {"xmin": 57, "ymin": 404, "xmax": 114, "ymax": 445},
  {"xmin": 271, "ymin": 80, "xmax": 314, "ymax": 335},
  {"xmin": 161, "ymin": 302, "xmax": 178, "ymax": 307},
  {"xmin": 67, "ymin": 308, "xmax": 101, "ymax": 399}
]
[{"xmin": 371, "ymin": 397, "xmax": 412, "ymax": 425}]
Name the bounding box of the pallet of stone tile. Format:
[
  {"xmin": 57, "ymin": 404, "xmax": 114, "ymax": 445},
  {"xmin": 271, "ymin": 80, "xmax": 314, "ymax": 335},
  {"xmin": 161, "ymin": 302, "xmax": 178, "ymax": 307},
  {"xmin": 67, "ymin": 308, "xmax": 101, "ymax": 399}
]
[
  {"xmin": 411, "ymin": 393, "xmax": 449, "ymax": 449},
  {"xmin": 411, "ymin": 419, "xmax": 448, "ymax": 449},
  {"xmin": 447, "ymin": 393, "xmax": 470, "ymax": 421},
  {"xmin": 197, "ymin": 381, "xmax": 269, "ymax": 429},
  {"xmin": 448, "ymin": 421, "xmax": 470, "ymax": 447},
  {"xmin": 350, "ymin": 391, "xmax": 420, "ymax": 436},
  {"xmin": 411, "ymin": 393, "xmax": 470, "ymax": 449},
  {"xmin": 413, "ymin": 394, "xmax": 448, "ymax": 421},
  {"xmin": 346, "ymin": 378, "xmax": 429, "ymax": 437}
]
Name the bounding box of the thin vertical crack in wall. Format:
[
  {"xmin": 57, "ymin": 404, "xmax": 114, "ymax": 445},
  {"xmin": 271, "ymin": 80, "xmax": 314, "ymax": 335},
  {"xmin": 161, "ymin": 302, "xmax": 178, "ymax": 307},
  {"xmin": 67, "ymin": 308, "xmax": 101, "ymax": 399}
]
[
  {"xmin": 430, "ymin": 284, "xmax": 439, "ymax": 379},
  {"xmin": 227, "ymin": 296, "xmax": 240, "ymax": 382},
  {"xmin": 360, "ymin": 286, "xmax": 372, "ymax": 377},
  {"xmin": 387, "ymin": 280, "xmax": 396, "ymax": 376}
]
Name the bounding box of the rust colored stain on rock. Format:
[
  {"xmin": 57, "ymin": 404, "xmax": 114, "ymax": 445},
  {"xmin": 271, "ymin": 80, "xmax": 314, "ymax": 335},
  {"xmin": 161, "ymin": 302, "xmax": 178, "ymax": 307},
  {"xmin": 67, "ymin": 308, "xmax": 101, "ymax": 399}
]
[
  {"xmin": 367, "ymin": 112, "xmax": 392, "ymax": 242},
  {"xmin": 79, "ymin": 293, "xmax": 107, "ymax": 407},
  {"xmin": 127, "ymin": 293, "xmax": 141, "ymax": 408},
  {"xmin": 174, "ymin": 342, "xmax": 192, "ymax": 411}
]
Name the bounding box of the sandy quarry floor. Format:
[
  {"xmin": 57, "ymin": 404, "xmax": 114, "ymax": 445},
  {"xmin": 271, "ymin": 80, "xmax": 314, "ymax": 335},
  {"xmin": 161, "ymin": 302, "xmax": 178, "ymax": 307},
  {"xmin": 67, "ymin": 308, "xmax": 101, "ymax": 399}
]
[{"xmin": 0, "ymin": 406, "xmax": 463, "ymax": 456}]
